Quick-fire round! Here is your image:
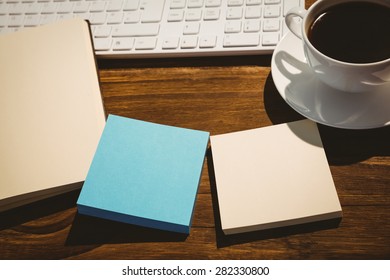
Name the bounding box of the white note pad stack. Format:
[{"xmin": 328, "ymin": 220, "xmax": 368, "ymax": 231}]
[
  {"xmin": 210, "ymin": 119, "xmax": 342, "ymax": 235},
  {"xmin": 0, "ymin": 19, "xmax": 106, "ymax": 212}
]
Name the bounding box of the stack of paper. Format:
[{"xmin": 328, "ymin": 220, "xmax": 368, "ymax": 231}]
[
  {"xmin": 210, "ymin": 119, "xmax": 342, "ymax": 235},
  {"xmin": 77, "ymin": 115, "xmax": 210, "ymax": 234},
  {"xmin": 0, "ymin": 19, "xmax": 106, "ymax": 212}
]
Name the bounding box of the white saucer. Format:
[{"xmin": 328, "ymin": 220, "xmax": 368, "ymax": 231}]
[{"xmin": 271, "ymin": 32, "xmax": 390, "ymax": 129}]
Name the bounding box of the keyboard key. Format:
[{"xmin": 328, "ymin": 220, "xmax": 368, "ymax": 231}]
[
  {"xmin": 262, "ymin": 33, "xmax": 279, "ymax": 46},
  {"xmin": 183, "ymin": 22, "xmax": 200, "ymax": 35},
  {"xmin": 225, "ymin": 21, "xmax": 241, "ymax": 33},
  {"xmin": 94, "ymin": 25, "xmax": 112, "ymax": 38},
  {"xmin": 199, "ymin": 35, "xmax": 217, "ymax": 48},
  {"xmin": 0, "ymin": 16, "xmax": 7, "ymax": 27},
  {"xmin": 181, "ymin": 36, "xmax": 198, "ymax": 48},
  {"xmin": 24, "ymin": 15, "xmax": 40, "ymax": 27},
  {"xmin": 90, "ymin": 13, "xmax": 107, "ymax": 25},
  {"xmin": 112, "ymin": 23, "xmax": 159, "ymax": 37},
  {"xmin": 0, "ymin": 4, "xmax": 7, "ymax": 16},
  {"xmin": 188, "ymin": 0, "xmax": 204, "ymax": 8},
  {"xmin": 57, "ymin": 14, "xmax": 73, "ymax": 21},
  {"xmin": 204, "ymin": 8, "xmax": 220, "ymax": 21},
  {"xmin": 223, "ymin": 34, "xmax": 259, "ymax": 47},
  {"xmin": 228, "ymin": 0, "xmax": 244, "ymax": 7},
  {"xmin": 94, "ymin": 38, "xmax": 112, "ymax": 51},
  {"xmin": 245, "ymin": 6, "xmax": 261, "ymax": 19},
  {"xmin": 247, "ymin": 0, "xmax": 262, "ymax": 5},
  {"xmin": 168, "ymin": 10, "xmax": 184, "ymax": 22},
  {"xmin": 8, "ymin": 15, "xmax": 23, "ymax": 27},
  {"xmin": 41, "ymin": 3, "xmax": 58, "ymax": 14},
  {"xmin": 113, "ymin": 37, "xmax": 134, "ymax": 50},
  {"xmin": 283, "ymin": 0, "xmax": 300, "ymax": 16},
  {"xmin": 140, "ymin": 0, "xmax": 165, "ymax": 23},
  {"xmin": 135, "ymin": 37, "xmax": 157, "ymax": 50},
  {"xmin": 107, "ymin": 0, "xmax": 124, "ymax": 12},
  {"xmin": 264, "ymin": 5, "xmax": 280, "ymax": 18},
  {"xmin": 123, "ymin": 0, "xmax": 140, "ymax": 11},
  {"xmin": 186, "ymin": 9, "xmax": 202, "ymax": 21},
  {"xmin": 226, "ymin": 7, "xmax": 243, "ymax": 20},
  {"xmin": 58, "ymin": 2, "xmax": 73, "ymax": 14},
  {"xmin": 263, "ymin": 19, "xmax": 280, "ymax": 31},
  {"xmin": 8, "ymin": 3, "xmax": 25, "ymax": 15},
  {"xmin": 90, "ymin": 1, "xmax": 106, "ymax": 13},
  {"xmin": 75, "ymin": 13, "xmax": 91, "ymax": 22},
  {"xmin": 244, "ymin": 20, "xmax": 260, "ymax": 33},
  {"xmin": 124, "ymin": 11, "xmax": 141, "ymax": 23},
  {"xmin": 205, "ymin": 0, "xmax": 221, "ymax": 8},
  {"xmin": 107, "ymin": 12, "xmax": 124, "ymax": 24},
  {"xmin": 162, "ymin": 37, "xmax": 180, "ymax": 49},
  {"xmin": 40, "ymin": 14, "xmax": 56, "ymax": 25},
  {"xmin": 170, "ymin": 0, "xmax": 186, "ymax": 9},
  {"xmin": 73, "ymin": 2, "xmax": 90, "ymax": 13}
]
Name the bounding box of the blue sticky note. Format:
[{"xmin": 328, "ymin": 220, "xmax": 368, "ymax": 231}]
[{"xmin": 77, "ymin": 115, "xmax": 209, "ymax": 234}]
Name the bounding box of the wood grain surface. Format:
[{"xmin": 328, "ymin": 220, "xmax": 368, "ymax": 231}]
[{"xmin": 1, "ymin": 0, "xmax": 389, "ymax": 259}]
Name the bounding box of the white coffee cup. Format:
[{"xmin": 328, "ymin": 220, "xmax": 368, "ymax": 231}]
[{"xmin": 285, "ymin": 0, "xmax": 390, "ymax": 93}]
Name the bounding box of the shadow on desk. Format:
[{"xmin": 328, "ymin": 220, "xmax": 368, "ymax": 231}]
[
  {"xmin": 206, "ymin": 148, "xmax": 342, "ymax": 248},
  {"xmin": 66, "ymin": 213, "xmax": 187, "ymax": 246},
  {"xmin": 98, "ymin": 55, "xmax": 272, "ymax": 69},
  {"xmin": 0, "ymin": 190, "xmax": 187, "ymax": 246},
  {"xmin": 317, "ymin": 125, "xmax": 390, "ymax": 165},
  {"xmin": 0, "ymin": 190, "xmax": 80, "ymax": 231},
  {"xmin": 263, "ymin": 73, "xmax": 390, "ymax": 165}
]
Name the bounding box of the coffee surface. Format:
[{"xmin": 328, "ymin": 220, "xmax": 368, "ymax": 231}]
[{"xmin": 308, "ymin": 2, "xmax": 390, "ymax": 63}]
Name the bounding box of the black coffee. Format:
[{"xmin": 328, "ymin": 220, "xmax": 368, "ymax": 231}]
[{"xmin": 308, "ymin": 2, "xmax": 390, "ymax": 63}]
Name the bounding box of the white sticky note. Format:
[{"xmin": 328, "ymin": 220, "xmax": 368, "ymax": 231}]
[{"xmin": 210, "ymin": 119, "xmax": 342, "ymax": 235}]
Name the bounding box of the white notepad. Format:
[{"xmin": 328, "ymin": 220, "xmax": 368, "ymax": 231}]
[
  {"xmin": 210, "ymin": 119, "xmax": 342, "ymax": 235},
  {"xmin": 0, "ymin": 19, "xmax": 106, "ymax": 212}
]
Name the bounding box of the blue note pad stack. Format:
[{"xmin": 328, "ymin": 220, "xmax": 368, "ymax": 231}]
[{"xmin": 77, "ymin": 115, "xmax": 210, "ymax": 234}]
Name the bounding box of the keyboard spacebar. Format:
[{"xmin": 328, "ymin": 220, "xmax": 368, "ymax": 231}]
[
  {"xmin": 223, "ymin": 34, "xmax": 260, "ymax": 47},
  {"xmin": 112, "ymin": 24, "xmax": 160, "ymax": 37}
]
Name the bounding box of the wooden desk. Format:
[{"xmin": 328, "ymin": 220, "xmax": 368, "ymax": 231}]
[{"xmin": 1, "ymin": 0, "xmax": 389, "ymax": 259}]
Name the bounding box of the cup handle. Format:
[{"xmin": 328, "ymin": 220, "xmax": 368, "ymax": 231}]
[{"xmin": 285, "ymin": 7, "xmax": 307, "ymax": 39}]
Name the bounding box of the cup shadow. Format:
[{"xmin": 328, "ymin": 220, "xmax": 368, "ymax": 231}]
[
  {"xmin": 263, "ymin": 73, "xmax": 304, "ymax": 125},
  {"xmin": 267, "ymin": 50, "xmax": 390, "ymax": 165}
]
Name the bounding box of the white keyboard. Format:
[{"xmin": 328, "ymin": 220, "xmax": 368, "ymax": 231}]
[{"xmin": 0, "ymin": 0, "xmax": 303, "ymax": 58}]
